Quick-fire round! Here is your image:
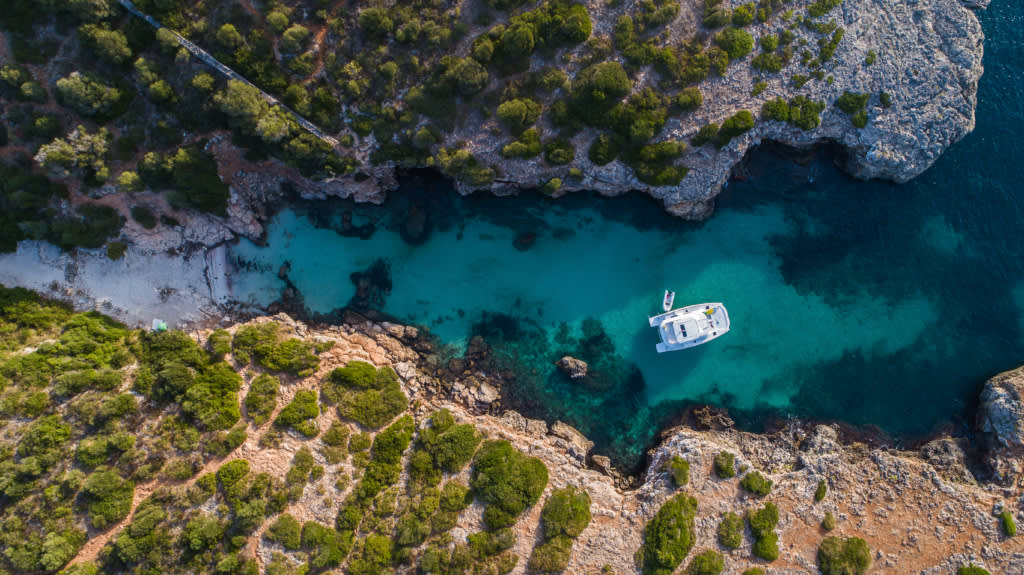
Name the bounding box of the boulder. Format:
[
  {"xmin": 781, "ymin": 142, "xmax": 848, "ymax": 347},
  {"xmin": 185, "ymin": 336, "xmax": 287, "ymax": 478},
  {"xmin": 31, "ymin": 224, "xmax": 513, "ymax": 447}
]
[
  {"xmin": 551, "ymin": 421, "xmax": 594, "ymax": 464},
  {"xmin": 920, "ymin": 437, "xmax": 975, "ymax": 484},
  {"xmin": 557, "ymin": 356, "xmax": 588, "ymax": 379},
  {"xmin": 977, "ymin": 366, "xmax": 1024, "ymax": 484}
]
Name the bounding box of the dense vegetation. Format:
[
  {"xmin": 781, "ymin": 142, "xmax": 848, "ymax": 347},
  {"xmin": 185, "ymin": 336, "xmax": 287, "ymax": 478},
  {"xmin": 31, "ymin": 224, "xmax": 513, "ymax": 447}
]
[
  {"xmin": 640, "ymin": 492, "xmax": 698, "ymax": 575},
  {"xmin": 817, "ymin": 536, "xmax": 871, "ymax": 575},
  {"xmin": 470, "ymin": 439, "xmax": 549, "ymax": 529},
  {"xmin": 528, "ymin": 486, "xmax": 592, "ymax": 573},
  {"xmin": 748, "ymin": 502, "xmax": 780, "ymax": 561}
]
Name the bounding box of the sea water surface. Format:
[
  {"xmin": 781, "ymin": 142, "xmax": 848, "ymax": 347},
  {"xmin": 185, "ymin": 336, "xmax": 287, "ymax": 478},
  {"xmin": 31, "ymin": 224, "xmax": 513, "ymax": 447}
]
[{"xmin": 229, "ymin": 5, "xmax": 1023, "ymax": 469}]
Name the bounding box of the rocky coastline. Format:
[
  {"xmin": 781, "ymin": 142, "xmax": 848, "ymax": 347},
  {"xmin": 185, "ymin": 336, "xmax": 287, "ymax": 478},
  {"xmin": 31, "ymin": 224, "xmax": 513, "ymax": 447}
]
[{"xmin": 211, "ymin": 313, "xmax": 1024, "ymax": 573}]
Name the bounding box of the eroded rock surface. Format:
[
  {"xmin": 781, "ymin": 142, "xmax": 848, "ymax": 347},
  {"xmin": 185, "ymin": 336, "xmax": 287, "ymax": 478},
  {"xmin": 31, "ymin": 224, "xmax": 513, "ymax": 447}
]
[{"xmin": 978, "ymin": 366, "xmax": 1024, "ymax": 485}]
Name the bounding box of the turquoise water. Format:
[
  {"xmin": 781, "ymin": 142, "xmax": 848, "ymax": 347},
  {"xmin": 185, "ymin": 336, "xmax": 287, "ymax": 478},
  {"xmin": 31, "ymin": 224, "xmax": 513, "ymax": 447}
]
[{"xmin": 230, "ymin": 5, "xmax": 1023, "ymax": 469}]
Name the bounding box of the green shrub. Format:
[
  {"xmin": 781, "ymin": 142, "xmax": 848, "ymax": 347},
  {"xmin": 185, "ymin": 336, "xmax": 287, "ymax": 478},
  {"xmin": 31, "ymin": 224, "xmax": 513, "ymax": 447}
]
[
  {"xmin": 703, "ymin": 0, "xmax": 732, "ymax": 28},
  {"xmin": 748, "ymin": 502, "xmax": 779, "ymax": 561},
  {"xmin": 880, "ymin": 91, "xmax": 892, "ymax": 108},
  {"xmin": 717, "ymin": 511, "xmax": 743, "ymax": 548},
  {"xmin": 851, "ymin": 109, "xmax": 868, "ymax": 128},
  {"xmin": 815, "ymin": 480, "xmax": 828, "ymax": 502},
  {"xmin": 692, "ymin": 123, "xmax": 719, "ymax": 147},
  {"xmin": 958, "ymin": 566, "xmax": 992, "ymax": 575},
  {"xmin": 208, "ymin": 329, "xmax": 232, "ymax": 357},
  {"xmin": 835, "ymin": 91, "xmax": 869, "ymax": 114},
  {"xmin": 675, "ymin": 88, "xmax": 703, "ymax": 112},
  {"xmin": 502, "ymin": 128, "xmax": 542, "ymax": 159},
  {"xmin": 686, "ymin": 549, "xmax": 724, "ymax": 575},
  {"xmin": 275, "ymin": 390, "xmax": 320, "ymax": 437},
  {"xmin": 244, "ymin": 374, "xmax": 279, "ymax": 426},
  {"xmin": 732, "ymin": 3, "xmax": 755, "ymax": 26},
  {"xmin": 540, "ymin": 486, "xmax": 592, "ymax": 539},
  {"xmin": 625, "ymin": 141, "xmax": 688, "ymax": 186},
  {"xmin": 471, "ymin": 439, "xmax": 549, "ymax": 529},
  {"xmin": 817, "ymin": 536, "xmax": 871, "ymax": 575},
  {"xmin": 418, "ymin": 409, "xmax": 482, "ymax": 474},
  {"xmin": 640, "ymin": 492, "xmax": 697, "ymax": 575},
  {"xmin": 497, "ymin": 98, "xmax": 541, "ymax": 134},
  {"xmin": 528, "ymin": 486, "xmax": 591, "ymax": 572},
  {"xmin": 302, "ymin": 521, "xmax": 353, "ymax": 569},
  {"xmin": 807, "ymin": 0, "xmax": 843, "ymax": 18},
  {"xmin": 182, "ymin": 362, "xmax": 242, "ymax": 431},
  {"xmin": 714, "ymin": 28, "xmax": 754, "ymax": 60},
  {"xmin": 588, "ymin": 134, "xmax": 621, "ymax": 165},
  {"xmin": 715, "ymin": 110, "xmax": 754, "ymax": 147},
  {"xmin": 822, "ymin": 510, "xmax": 836, "ymax": 530},
  {"xmin": 713, "ymin": 451, "xmax": 735, "ymax": 478},
  {"xmin": 266, "ymin": 514, "xmax": 302, "ymax": 550},
  {"xmin": 864, "ymin": 50, "xmax": 877, "ymax": 65},
  {"xmin": 81, "ymin": 468, "xmax": 134, "ymax": 528},
  {"xmin": 740, "ymin": 471, "xmax": 772, "ymax": 496},
  {"xmin": 544, "ymin": 138, "xmax": 575, "ymax": 165},
  {"xmin": 325, "ymin": 361, "xmax": 408, "ymax": 428},
  {"xmin": 570, "ymin": 62, "xmax": 631, "ymax": 125},
  {"xmin": 742, "ymin": 570, "xmax": 766, "ymax": 575},
  {"xmin": 130, "ymin": 206, "xmax": 157, "ymax": 229},
  {"xmin": 1000, "ymin": 510, "xmax": 1017, "ymax": 537},
  {"xmin": 232, "ymin": 322, "xmax": 319, "ymax": 375},
  {"xmin": 217, "ymin": 459, "xmax": 250, "ymax": 487},
  {"xmin": 668, "ymin": 456, "xmax": 690, "ymax": 487},
  {"xmin": 355, "ymin": 415, "xmax": 415, "ymax": 502}
]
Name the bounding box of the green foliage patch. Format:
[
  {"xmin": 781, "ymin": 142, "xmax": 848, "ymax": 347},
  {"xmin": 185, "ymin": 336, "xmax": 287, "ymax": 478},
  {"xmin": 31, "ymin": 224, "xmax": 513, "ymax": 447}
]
[
  {"xmin": 324, "ymin": 361, "xmax": 408, "ymax": 428},
  {"xmin": 274, "ymin": 389, "xmax": 320, "ymax": 437},
  {"xmin": 817, "ymin": 536, "xmax": 871, "ymax": 575},
  {"xmin": 470, "ymin": 439, "xmax": 549, "ymax": 529},
  {"xmin": 640, "ymin": 492, "xmax": 698, "ymax": 575}
]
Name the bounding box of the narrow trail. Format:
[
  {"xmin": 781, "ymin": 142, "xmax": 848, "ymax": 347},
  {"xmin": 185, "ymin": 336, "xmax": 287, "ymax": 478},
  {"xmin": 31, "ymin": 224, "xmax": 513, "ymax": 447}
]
[{"xmin": 115, "ymin": 0, "xmax": 340, "ymax": 149}]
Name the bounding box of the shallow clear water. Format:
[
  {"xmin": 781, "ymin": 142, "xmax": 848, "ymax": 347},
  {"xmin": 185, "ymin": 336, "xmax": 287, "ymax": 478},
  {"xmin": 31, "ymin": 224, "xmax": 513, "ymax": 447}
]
[{"xmin": 230, "ymin": 5, "xmax": 1023, "ymax": 469}]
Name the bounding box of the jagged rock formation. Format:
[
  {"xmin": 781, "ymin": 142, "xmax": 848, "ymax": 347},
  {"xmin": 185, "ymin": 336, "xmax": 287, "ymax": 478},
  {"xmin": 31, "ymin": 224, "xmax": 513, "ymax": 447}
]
[
  {"xmin": 978, "ymin": 366, "xmax": 1024, "ymax": 486},
  {"xmin": 557, "ymin": 355, "xmax": 589, "ymax": 378}
]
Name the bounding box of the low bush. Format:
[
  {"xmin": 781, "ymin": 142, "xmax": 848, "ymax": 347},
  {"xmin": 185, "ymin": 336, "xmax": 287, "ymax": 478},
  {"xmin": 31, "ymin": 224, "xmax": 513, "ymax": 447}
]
[
  {"xmin": 815, "ymin": 479, "xmax": 828, "ymax": 502},
  {"xmin": 692, "ymin": 123, "xmax": 719, "ymax": 147},
  {"xmin": 740, "ymin": 471, "xmax": 772, "ymax": 496},
  {"xmin": 324, "ymin": 361, "xmax": 408, "ymax": 428},
  {"xmin": 817, "ymin": 536, "xmax": 871, "ymax": 575},
  {"xmin": 274, "ymin": 390, "xmax": 320, "ymax": 437},
  {"xmin": 355, "ymin": 415, "xmax": 415, "ymax": 502},
  {"xmin": 130, "ymin": 206, "xmax": 157, "ymax": 229},
  {"xmin": 1000, "ymin": 510, "xmax": 1017, "ymax": 537},
  {"xmin": 669, "ymin": 456, "xmax": 690, "ymax": 487},
  {"xmin": 715, "ymin": 110, "xmax": 754, "ymax": 147},
  {"xmin": 686, "ymin": 549, "xmax": 724, "ymax": 575},
  {"xmin": 822, "ymin": 510, "xmax": 836, "ymax": 530},
  {"xmin": 625, "ymin": 141, "xmax": 688, "ymax": 186},
  {"xmin": 717, "ymin": 511, "xmax": 744, "ymax": 548},
  {"xmin": 958, "ymin": 566, "xmax": 991, "ymax": 575},
  {"xmin": 675, "ymin": 87, "xmax": 704, "ymax": 112},
  {"xmin": 528, "ymin": 486, "xmax": 591, "ymax": 573},
  {"xmin": 714, "ymin": 28, "xmax": 754, "ymax": 60},
  {"xmin": 713, "ymin": 451, "xmax": 735, "ymax": 478},
  {"xmin": 742, "ymin": 570, "xmax": 766, "ymax": 575},
  {"xmin": 544, "ymin": 139, "xmax": 575, "ymax": 165},
  {"xmin": 501, "ymin": 128, "xmax": 542, "ymax": 158},
  {"xmin": 471, "ymin": 439, "xmax": 549, "ymax": 529},
  {"xmin": 835, "ymin": 91, "xmax": 869, "ymax": 114},
  {"xmin": 639, "ymin": 492, "xmax": 698, "ymax": 575},
  {"xmin": 265, "ymin": 513, "xmax": 302, "ymax": 550},
  {"xmin": 81, "ymin": 468, "xmax": 135, "ymax": 529},
  {"xmin": 302, "ymin": 521, "xmax": 353, "ymax": 569},
  {"xmin": 588, "ymin": 134, "xmax": 621, "ymax": 165},
  {"xmin": 232, "ymin": 322, "xmax": 319, "ymax": 376},
  {"xmin": 244, "ymin": 374, "xmax": 279, "ymax": 425},
  {"xmin": 880, "ymin": 91, "xmax": 892, "ymax": 108},
  {"xmin": 748, "ymin": 502, "xmax": 779, "ymax": 561},
  {"xmin": 496, "ymin": 98, "xmax": 541, "ymax": 134}
]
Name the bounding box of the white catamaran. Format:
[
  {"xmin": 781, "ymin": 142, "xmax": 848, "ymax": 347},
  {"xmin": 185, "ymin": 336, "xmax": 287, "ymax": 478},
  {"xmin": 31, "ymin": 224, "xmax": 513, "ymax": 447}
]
[{"xmin": 649, "ymin": 299, "xmax": 730, "ymax": 353}]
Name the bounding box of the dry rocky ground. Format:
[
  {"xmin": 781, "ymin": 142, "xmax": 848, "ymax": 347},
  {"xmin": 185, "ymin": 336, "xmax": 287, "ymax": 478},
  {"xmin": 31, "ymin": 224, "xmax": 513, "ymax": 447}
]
[{"xmin": 77, "ymin": 313, "xmax": 1024, "ymax": 574}]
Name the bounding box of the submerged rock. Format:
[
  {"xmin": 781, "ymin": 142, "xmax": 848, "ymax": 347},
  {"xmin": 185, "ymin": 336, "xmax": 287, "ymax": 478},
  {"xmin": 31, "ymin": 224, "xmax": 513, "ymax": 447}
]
[{"xmin": 557, "ymin": 355, "xmax": 589, "ymax": 379}]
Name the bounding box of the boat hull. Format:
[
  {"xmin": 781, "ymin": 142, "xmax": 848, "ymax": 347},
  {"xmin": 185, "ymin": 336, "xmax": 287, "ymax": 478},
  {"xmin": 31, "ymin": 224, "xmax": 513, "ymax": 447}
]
[{"xmin": 649, "ymin": 302, "xmax": 730, "ymax": 353}]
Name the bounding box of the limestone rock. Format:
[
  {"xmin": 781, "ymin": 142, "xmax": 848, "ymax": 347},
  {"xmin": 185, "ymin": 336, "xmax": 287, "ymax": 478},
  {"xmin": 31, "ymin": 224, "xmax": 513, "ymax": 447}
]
[
  {"xmin": 977, "ymin": 366, "xmax": 1024, "ymax": 484},
  {"xmin": 550, "ymin": 420, "xmax": 594, "ymax": 463},
  {"xmin": 556, "ymin": 356, "xmax": 588, "ymax": 379},
  {"xmin": 920, "ymin": 437, "xmax": 975, "ymax": 484}
]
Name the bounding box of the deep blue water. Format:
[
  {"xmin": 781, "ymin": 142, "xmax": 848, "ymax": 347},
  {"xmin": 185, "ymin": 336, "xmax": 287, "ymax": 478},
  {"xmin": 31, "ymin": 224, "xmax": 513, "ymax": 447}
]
[{"xmin": 229, "ymin": 4, "xmax": 1023, "ymax": 469}]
